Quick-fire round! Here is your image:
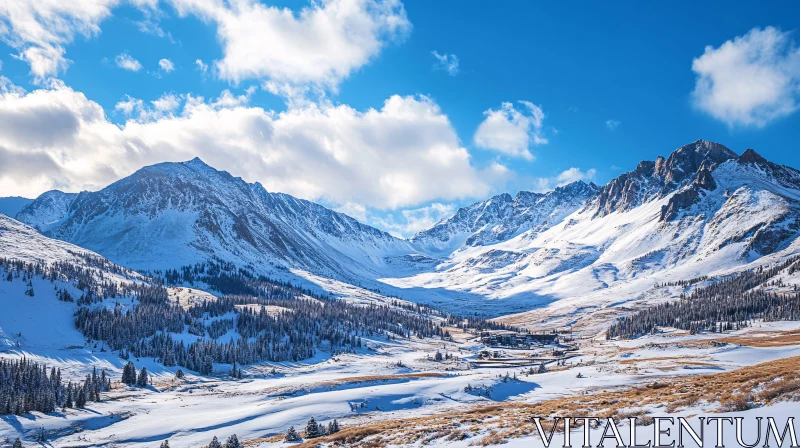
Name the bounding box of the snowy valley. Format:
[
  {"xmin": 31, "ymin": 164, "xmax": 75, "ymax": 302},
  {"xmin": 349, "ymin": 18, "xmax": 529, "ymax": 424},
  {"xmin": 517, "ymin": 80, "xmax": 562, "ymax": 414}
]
[{"xmin": 1, "ymin": 140, "xmax": 800, "ymax": 447}]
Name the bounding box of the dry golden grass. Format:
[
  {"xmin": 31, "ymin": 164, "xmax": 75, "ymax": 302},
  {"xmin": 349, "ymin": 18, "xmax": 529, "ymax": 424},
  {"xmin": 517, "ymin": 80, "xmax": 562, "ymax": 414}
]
[
  {"xmin": 242, "ymin": 434, "xmax": 285, "ymax": 446},
  {"xmin": 714, "ymin": 329, "xmax": 800, "ymax": 347},
  {"xmin": 288, "ymin": 356, "xmax": 800, "ymax": 448}
]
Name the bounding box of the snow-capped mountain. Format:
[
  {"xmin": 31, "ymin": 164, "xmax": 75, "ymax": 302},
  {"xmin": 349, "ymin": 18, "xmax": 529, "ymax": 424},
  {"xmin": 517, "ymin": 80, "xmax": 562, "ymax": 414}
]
[
  {"xmin": 14, "ymin": 190, "xmax": 77, "ymax": 232},
  {"xmin": 411, "ymin": 181, "xmax": 598, "ymax": 254},
  {"xmin": 591, "ymin": 139, "xmax": 738, "ymax": 217},
  {"xmin": 381, "ymin": 140, "xmax": 800, "ymax": 322},
  {"xmin": 17, "ymin": 158, "xmax": 415, "ymax": 281},
  {"xmin": 12, "ymin": 139, "xmax": 800, "ymax": 325}
]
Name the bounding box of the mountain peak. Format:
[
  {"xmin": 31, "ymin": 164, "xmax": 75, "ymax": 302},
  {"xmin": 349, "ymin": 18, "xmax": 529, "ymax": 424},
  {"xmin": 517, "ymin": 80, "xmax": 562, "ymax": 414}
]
[
  {"xmin": 670, "ymin": 139, "xmax": 737, "ymax": 163},
  {"xmin": 739, "ymin": 148, "xmax": 768, "ymax": 165},
  {"xmin": 184, "ymin": 156, "xmax": 209, "ymax": 167},
  {"xmin": 412, "ymin": 180, "xmax": 598, "ymax": 252},
  {"xmin": 593, "ymin": 139, "xmax": 737, "ymax": 217},
  {"xmin": 183, "ymin": 157, "xmax": 219, "ymax": 175},
  {"xmin": 555, "ymin": 180, "xmax": 595, "ymax": 193}
]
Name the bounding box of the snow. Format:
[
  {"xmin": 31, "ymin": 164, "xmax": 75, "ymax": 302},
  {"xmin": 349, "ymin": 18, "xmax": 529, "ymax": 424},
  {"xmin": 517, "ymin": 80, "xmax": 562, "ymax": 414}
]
[
  {"xmin": 1, "ymin": 314, "xmax": 797, "ymax": 447},
  {"xmin": 3, "ymin": 146, "xmax": 800, "ymax": 447},
  {"xmin": 0, "ymin": 269, "xmax": 87, "ymax": 350}
]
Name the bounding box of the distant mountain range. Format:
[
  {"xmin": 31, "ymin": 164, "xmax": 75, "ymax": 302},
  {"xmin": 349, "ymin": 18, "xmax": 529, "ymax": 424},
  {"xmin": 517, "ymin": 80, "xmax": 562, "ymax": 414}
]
[
  {"xmin": 0, "ymin": 196, "xmax": 32, "ymax": 218},
  {"xmin": 5, "ymin": 139, "xmax": 800, "ymax": 324}
]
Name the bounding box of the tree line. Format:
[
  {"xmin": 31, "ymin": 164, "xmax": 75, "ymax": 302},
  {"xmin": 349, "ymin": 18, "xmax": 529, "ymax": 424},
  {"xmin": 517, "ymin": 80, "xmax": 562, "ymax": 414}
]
[
  {"xmin": 608, "ymin": 256, "xmax": 800, "ymax": 339},
  {"xmin": 0, "ymin": 359, "xmax": 110, "ymax": 416}
]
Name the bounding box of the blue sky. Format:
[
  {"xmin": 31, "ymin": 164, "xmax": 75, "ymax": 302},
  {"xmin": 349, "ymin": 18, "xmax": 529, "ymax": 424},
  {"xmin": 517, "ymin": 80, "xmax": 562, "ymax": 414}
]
[{"xmin": 1, "ymin": 1, "xmax": 799, "ymax": 236}]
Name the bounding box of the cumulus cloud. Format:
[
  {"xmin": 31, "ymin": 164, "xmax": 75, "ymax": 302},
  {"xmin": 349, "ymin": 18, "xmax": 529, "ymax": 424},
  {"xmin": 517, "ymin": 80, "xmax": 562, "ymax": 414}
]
[
  {"xmin": 692, "ymin": 26, "xmax": 800, "ymax": 127},
  {"xmin": 168, "ymin": 0, "xmax": 411, "ymax": 93},
  {"xmin": 1, "ymin": 0, "xmax": 409, "ymax": 93},
  {"xmin": 151, "ymin": 92, "xmax": 181, "ymax": 112},
  {"xmin": 115, "ymin": 53, "xmax": 142, "ymax": 72},
  {"xmin": 334, "ymin": 202, "xmax": 368, "ymax": 222},
  {"xmin": 431, "ymin": 50, "xmax": 458, "ymax": 76},
  {"xmin": 474, "ymin": 101, "xmax": 547, "ymax": 160},
  {"xmin": 371, "ymin": 203, "xmax": 457, "ymax": 237},
  {"xmin": 158, "ymin": 58, "xmax": 174, "ymax": 73},
  {"xmin": 533, "ymin": 167, "xmax": 596, "ymax": 193},
  {"xmin": 195, "ymin": 59, "xmax": 208, "ymax": 73},
  {"xmin": 0, "ymin": 81, "xmax": 507, "ymax": 212},
  {"xmin": 605, "ymin": 119, "xmax": 620, "ymax": 130},
  {"xmin": 0, "ymin": 0, "xmax": 120, "ymax": 79},
  {"xmin": 114, "ymin": 94, "xmax": 143, "ymax": 116}
]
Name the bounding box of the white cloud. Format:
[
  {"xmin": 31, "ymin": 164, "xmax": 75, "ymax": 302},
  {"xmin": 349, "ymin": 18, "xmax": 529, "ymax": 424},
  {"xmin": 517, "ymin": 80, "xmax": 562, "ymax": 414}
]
[
  {"xmin": 114, "ymin": 94, "xmax": 143, "ymax": 115},
  {"xmin": 431, "ymin": 50, "xmax": 458, "ymax": 76},
  {"xmin": 1, "ymin": 0, "xmax": 410, "ymax": 94},
  {"xmin": 533, "ymin": 167, "xmax": 596, "ymax": 193},
  {"xmin": 334, "ymin": 202, "xmax": 368, "ymax": 222},
  {"xmin": 605, "ymin": 119, "xmax": 620, "ymax": 130},
  {"xmin": 0, "ymin": 0, "xmax": 120, "ymax": 80},
  {"xmin": 692, "ymin": 26, "xmax": 800, "ymax": 127},
  {"xmin": 372, "ymin": 202, "xmax": 457, "ymax": 237},
  {"xmin": 151, "ymin": 93, "xmax": 181, "ymax": 112},
  {"xmin": 474, "ymin": 101, "xmax": 547, "ymax": 160},
  {"xmin": 134, "ymin": 5, "xmax": 175, "ymax": 42},
  {"xmin": 168, "ymin": 0, "xmax": 411, "ymax": 94},
  {"xmin": 158, "ymin": 58, "xmax": 174, "ymax": 73},
  {"xmin": 115, "ymin": 53, "xmax": 142, "ymax": 72},
  {"xmin": 0, "ymin": 81, "xmax": 508, "ymax": 212},
  {"xmin": 210, "ymin": 88, "xmax": 255, "ymax": 108},
  {"xmin": 195, "ymin": 58, "xmax": 208, "ymax": 73}
]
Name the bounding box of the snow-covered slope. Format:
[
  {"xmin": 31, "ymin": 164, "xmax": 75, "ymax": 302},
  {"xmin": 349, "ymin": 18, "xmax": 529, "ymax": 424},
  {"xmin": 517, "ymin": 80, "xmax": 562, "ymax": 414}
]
[
  {"xmin": 0, "ymin": 196, "xmax": 32, "ymax": 218},
  {"xmin": 0, "ymin": 213, "xmax": 145, "ymax": 349},
  {"xmin": 14, "ymin": 190, "xmax": 77, "ymax": 231},
  {"xmin": 382, "ymin": 141, "xmax": 800, "ymax": 323},
  {"xmin": 1, "ymin": 212, "xmax": 102, "ymax": 265},
  {"xmin": 14, "ymin": 140, "xmax": 800, "ymax": 325},
  {"xmin": 18, "ymin": 158, "xmax": 416, "ymax": 282},
  {"xmin": 411, "ymin": 181, "xmax": 598, "ymax": 255}
]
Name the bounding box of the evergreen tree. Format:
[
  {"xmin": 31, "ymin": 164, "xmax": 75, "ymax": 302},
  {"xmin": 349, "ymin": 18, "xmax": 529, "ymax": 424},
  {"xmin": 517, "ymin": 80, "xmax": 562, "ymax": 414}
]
[
  {"xmin": 137, "ymin": 367, "xmax": 148, "ymax": 387},
  {"xmin": 65, "ymin": 384, "xmax": 73, "ymax": 408},
  {"xmin": 122, "ymin": 362, "xmax": 137, "ymax": 385},
  {"xmin": 224, "ymin": 434, "xmax": 241, "ymax": 448},
  {"xmin": 208, "ymin": 436, "xmax": 222, "ymax": 448},
  {"xmin": 327, "ymin": 419, "xmax": 340, "ymax": 434},
  {"xmin": 284, "ymin": 426, "xmax": 302, "ymax": 442},
  {"xmin": 305, "ymin": 417, "xmax": 323, "ymax": 439},
  {"xmin": 13, "ymin": 438, "xmax": 23, "ymax": 448},
  {"xmin": 75, "ymin": 386, "xmax": 87, "ymax": 408},
  {"xmin": 159, "ymin": 441, "xmax": 170, "ymax": 448}
]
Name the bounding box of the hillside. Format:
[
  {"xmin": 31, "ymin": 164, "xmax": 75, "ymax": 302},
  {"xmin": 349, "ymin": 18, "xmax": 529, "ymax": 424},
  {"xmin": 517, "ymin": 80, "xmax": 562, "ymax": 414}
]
[
  {"xmin": 17, "ymin": 158, "xmax": 417, "ymax": 284},
  {"xmin": 11, "ymin": 140, "xmax": 800, "ymax": 326},
  {"xmin": 382, "ymin": 141, "xmax": 800, "ymax": 324}
]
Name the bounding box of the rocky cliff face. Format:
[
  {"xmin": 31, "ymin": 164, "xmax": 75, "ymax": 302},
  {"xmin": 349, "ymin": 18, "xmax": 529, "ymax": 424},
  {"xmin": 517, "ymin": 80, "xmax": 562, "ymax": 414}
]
[{"xmin": 592, "ymin": 140, "xmax": 737, "ymax": 217}]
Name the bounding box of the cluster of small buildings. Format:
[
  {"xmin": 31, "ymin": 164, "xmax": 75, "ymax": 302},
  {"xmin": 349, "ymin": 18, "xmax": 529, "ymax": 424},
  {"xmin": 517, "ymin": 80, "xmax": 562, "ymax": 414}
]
[{"xmin": 479, "ymin": 329, "xmax": 558, "ymax": 347}]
